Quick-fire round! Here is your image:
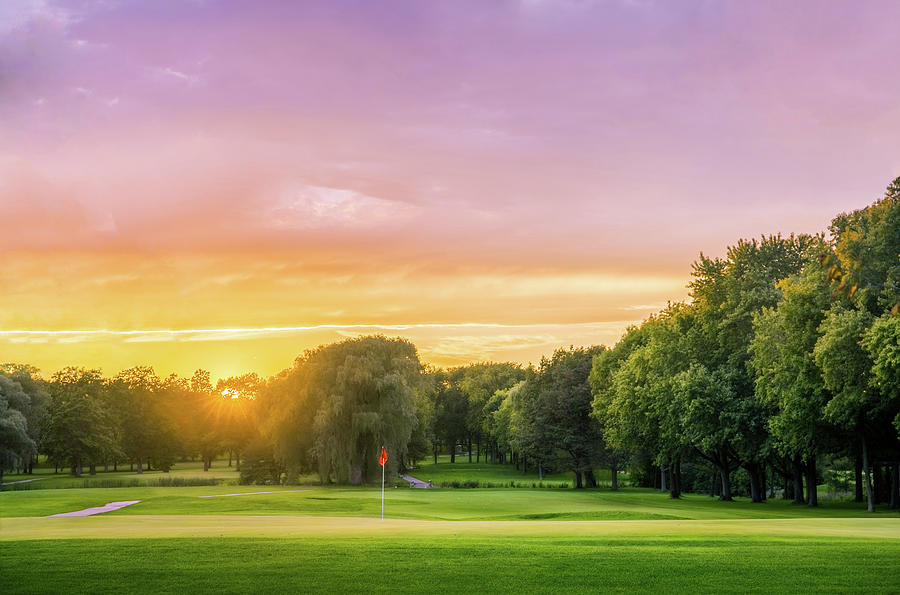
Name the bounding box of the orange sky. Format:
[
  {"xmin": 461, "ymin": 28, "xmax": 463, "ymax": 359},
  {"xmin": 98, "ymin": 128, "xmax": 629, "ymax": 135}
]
[{"xmin": 2, "ymin": 1, "xmax": 898, "ymax": 381}]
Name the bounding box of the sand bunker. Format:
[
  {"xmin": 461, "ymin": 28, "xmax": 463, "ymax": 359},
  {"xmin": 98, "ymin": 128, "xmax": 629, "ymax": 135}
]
[
  {"xmin": 199, "ymin": 490, "xmax": 308, "ymax": 498},
  {"xmin": 49, "ymin": 501, "xmax": 141, "ymax": 517}
]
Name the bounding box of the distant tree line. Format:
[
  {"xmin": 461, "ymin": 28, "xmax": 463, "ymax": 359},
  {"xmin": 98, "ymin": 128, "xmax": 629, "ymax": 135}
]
[{"xmin": 1, "ymin": 178, "xmax": 898, "ymax": 512}]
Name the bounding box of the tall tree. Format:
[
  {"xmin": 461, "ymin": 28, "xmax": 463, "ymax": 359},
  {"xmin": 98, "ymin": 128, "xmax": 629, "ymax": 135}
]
[
  {"xmin": 269, "ymin": 336, "xmax": 422, "ymax": 485},
  {"xmin": 750, "ymin": 254, "xmax": 835, "ymax": 506},
  {"xmin": 524, "ymin": 346, "xmax": 605, "ymax": 488},
  {"xmin": 43, "ymin": 368, "xmax": 118, "ymax": 476}
]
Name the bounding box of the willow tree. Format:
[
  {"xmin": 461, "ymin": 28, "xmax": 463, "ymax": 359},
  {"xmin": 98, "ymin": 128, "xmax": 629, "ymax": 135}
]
[{"xmin": 270, "ymin": 336, "xmax": 423, "ymax": 485}]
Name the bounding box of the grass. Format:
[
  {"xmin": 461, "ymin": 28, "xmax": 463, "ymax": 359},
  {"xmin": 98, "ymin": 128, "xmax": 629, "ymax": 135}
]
[
  {"xmin": 407, "ymin": 456, "xmax": 591, "ymax": 487},
  {"xmin": 3, "ymin": 462, "xmax": 899, "ymax": 593},
  {"xmin": 3, "ymin": 483, "xmax": 898, "ymax": 520},
  {"xmin": 2, "ymin": 532, "xmax": 899, "ymax": 593},
  {"xmin": 0, "ymin": 460, "xmax": 242, "ymax": 490}
]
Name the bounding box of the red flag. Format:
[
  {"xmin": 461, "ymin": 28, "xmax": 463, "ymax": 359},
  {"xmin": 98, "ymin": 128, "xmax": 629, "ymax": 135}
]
[{"xmin": 379, "ymin": 447, "xmax": 388, "ymax": 467}]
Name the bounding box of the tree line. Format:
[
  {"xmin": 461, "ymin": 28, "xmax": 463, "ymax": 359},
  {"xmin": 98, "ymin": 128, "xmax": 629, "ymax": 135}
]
[{"xmin": 1, "ymin": 178, "xmax": 898, "ymax": 512}]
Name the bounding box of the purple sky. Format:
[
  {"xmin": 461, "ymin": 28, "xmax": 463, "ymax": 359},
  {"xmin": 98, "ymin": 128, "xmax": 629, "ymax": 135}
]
[{"xmin": 1, "ymin": 0, "xmax": 898, "ymax": 378}]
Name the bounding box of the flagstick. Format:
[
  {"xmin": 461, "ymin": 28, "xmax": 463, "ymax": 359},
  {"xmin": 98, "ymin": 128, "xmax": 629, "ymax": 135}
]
[{"xmin": 381, "ymin": 455, "xmax": 385, "ymax": 521}]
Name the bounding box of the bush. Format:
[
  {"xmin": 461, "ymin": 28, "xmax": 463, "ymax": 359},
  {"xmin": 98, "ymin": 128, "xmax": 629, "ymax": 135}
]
[{"xmin": 239, "ymin": 439, "xmax": 284, "ymax": 485}]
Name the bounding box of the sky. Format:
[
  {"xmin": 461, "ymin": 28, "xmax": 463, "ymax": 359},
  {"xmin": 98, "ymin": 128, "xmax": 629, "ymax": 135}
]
[{"xmin": 1, "ymin": 0, "xmax": 899, "ymax": 381}]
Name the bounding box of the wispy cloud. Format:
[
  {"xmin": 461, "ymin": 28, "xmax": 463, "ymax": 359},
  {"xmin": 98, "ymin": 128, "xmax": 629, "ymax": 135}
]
[{"xmin": 0, "ymin": 322, "xmax": 632, "ymax": 344}]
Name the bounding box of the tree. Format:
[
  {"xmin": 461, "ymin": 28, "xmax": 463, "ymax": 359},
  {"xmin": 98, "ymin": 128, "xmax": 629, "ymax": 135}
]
[
  {"xmin": 43, "ymin": 368, "xmax": 118, "ymax": 476},
  {"xmin": 689, "ymin": 234, "xmax": 814, "ymax": 501},
  {"xmin": 431, "ymin": 368, "xmax": 468, "ymax": 463},
  {"xmin": 215, "ymin": 373, "xmax": 262, "ymax": 470},
  {"xmin": 0, "ymin": 375, "xmax": 35, "ymax": 482},
  {"xmin": 814, "ymin": 307, "xmax": 879, "ymax": 511},
  {"xmin": 269, "ymin": 336, "xmax": 422, "ymax": 485},
  {"xmin": 524, "ymin": 346, "xmax": 605, "ymax": 488},
  {"xmin": 750, "ymin": 255, "xmax": 835, "ymax": 506},
  {"xmin": 458, "ymin": 362, "xmax": 525, "ymax": 463},
  {"xmin": 111, "ymin": 366, "xmax": 177, "ymax": 473},
  {"xmin": 1, "ymin": 365, "xmax": 49, "ymax": 474}
]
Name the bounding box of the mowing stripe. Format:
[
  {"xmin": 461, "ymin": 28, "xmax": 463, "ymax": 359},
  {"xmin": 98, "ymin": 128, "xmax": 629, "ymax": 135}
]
[
  {"xmin": 4, "ymin": 516, "xmax": 899, "ymax": 541},
  {"xmin": 199, "ymin": 490, "xmax": 309, "ymax": 498}
]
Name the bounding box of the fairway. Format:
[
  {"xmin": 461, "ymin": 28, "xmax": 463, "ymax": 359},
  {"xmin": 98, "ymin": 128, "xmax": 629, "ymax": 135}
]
[{"xmin": 3, "ymin": 486, "xmax": 900, "ymax": 593}]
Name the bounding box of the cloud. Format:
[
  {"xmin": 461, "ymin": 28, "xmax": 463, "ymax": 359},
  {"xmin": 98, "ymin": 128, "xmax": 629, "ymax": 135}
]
[
  {"xmin": 0, "ymin": 0, "xmax": 76, "ymax": 37},
  {"xmin": 267, "ymin": 184, "xmax": 418, "ymax": 230},
  {"xmin": 156, "ymin": 66, "xmax": 201, "ymax": 85}
]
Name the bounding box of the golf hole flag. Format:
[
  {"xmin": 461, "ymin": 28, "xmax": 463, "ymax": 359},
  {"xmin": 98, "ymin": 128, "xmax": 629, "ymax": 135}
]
[{"xmin": 380, "ymin": 446, "xmax": 387, "ymax": 520}]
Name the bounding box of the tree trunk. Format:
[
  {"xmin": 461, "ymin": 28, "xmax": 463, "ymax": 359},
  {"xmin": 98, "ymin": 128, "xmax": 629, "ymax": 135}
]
[
  {"xmin": 104, "ymin": 463, "xmax": 109, "ymax": 473},
  {"xmin": 873, "ymin": 462, "xmax": 883, "ymax": 505},
  {"xmin": 719, "ymin": 466, "xmax": 732, "ymax": 501},
  {"xmin": 747, "ymin": 463, "xmax": 762, "ymax": 503},
  {"xmin": 522, "ymin": 454, "xmax": 527, "ymax": 475},
  {"xmin": 861, "ymin": 436, "xmax": 874, "ymax": 513},
  {"xmin": 236, "ymin": 451, "xmax": 241, "ymax": 472},
  {"xmin": 228, "ymin": 450, "xmax": 233, "ymax": 467},
  {"xmin": 433, "ymin": 446, "xmax": 438, "ymax": 465},
  {"xmin": 670, "ymin": 459, "xmax": 681, "ymax": 499},
  {"xmin": 792, "ymin": 455, "xmax": 805, "ymax": 504},
  {"xmin": 660, "ymin": 464, "xmax": 667, "ymax": 492},
  {"xmin": 450, "ymin": 451, "xmax": 455, "ymax": 463},
  {"xmin": 476, "ymin": 440, "xmax": 481, "ymax": 463},
  {"xmin": 89, "ymin": 464, "xmax": 96, "ymax": 476},
  {"xmin": 891, "ymin": 464, "xmax": 899, "ymax": 510},
  {"xmin": 491, "ymin": 442, "xmax": 496, "ymax": 464},
  {"xmin": 468, "ymin": 438, "xmax": 472, "ymax": 464},
  {"xmin": 806, "ymin": 455, "xmax": 818, "ymax": 507},
  {"xmin": 203, "ymin": 459, "xmax": 209, "ymax": 472},
  {"xmin": 610, "ymin": 459, "xmax": 619, "ymax": 491},
  {"xmin": 855, "ymin": 453, "xmax": 864, "ymax": 502},
  {"xmin": 137, "ymin": 457, "xmax": 143, "ymax": 474},
  {"xmin": 574, "ymin": 470, "xmax": 583, "ymax": 489},
  {"xmin": 585, "ymin": 468, "xmax": 597, "ymax": 488},
  {"xmin": 538, "ymin": 461, "xmax": 544, "ymax": 480}
]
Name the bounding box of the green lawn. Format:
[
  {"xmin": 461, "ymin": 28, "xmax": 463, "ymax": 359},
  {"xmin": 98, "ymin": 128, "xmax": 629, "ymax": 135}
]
[
  {"xmin": 0, "ymin": 459, "xmax": 242, "ymax": 490},
  {"xmin": 3, "ymin": 468, "xmax": 899, "ymax": 593},
  {"xmin": 408, "ymin": 456, "xmax": 587, "ymax": 487},
  {"xmin": 2, "ymin": 533, "xmax": 899, "ymax": 593},
  {"xmin": 3, "ymin": 484, "xmax": 897, "ymax": 520}
]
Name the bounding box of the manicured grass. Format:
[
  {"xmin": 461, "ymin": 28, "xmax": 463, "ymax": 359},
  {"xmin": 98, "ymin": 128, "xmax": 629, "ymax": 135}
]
[
  {"xmin": 2, "ymin": 533, "xmax": 899, "ymax": 594},
  {"xmin": 1, "ymin": 460, "xmax": 243, "ymax": 490},
  {"xmin": 408, "ymin": 457, "xmax": 596, "ymax": 487},
  {"xmin": 3, "ymin": 480, "xmax": 899, "ymax": 593},
  {"xmin": 3, "ymin": 484, "xmax": 898, "ymax": 520}
]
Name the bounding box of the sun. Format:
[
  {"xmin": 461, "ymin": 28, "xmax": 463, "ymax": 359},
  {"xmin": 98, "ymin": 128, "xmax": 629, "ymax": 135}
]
[{"xmin": 221, "ymin": 388, "xmax": 240, "ymax": 399}]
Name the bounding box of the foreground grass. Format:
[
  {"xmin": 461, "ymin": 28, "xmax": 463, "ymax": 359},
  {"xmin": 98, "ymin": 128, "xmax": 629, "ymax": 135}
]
[{"xmin": 2, "ymin": 532, "xmax": 899, "ymax": 594}]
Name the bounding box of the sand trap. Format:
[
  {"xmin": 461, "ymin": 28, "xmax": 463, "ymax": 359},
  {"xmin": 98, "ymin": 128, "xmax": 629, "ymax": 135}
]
[
  {"xmin": 199, "ymin": 490, "xmax": 308, "ymax": 498},
  {"xmin": 49, "ymin": 501, "xmax": 141, "ymax": 517}
]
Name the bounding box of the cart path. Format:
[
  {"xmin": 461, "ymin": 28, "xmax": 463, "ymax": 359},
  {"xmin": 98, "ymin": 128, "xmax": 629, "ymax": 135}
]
[
  {"xmin": 49, "ymin": 500, "xmax": 141, "ymax": 517},
  {"xmin": 1, "ymin": 477, "xmax": 48, "ymax": 486},
  {"xmin": 401, "ymin": 475, "xmax": 432, "ymax": 488}
]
